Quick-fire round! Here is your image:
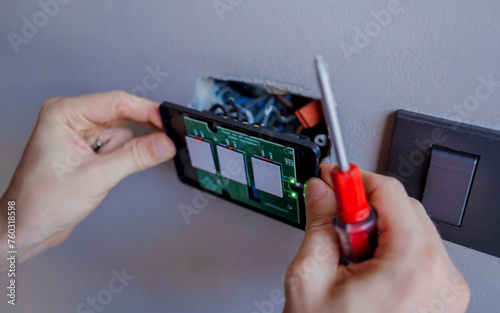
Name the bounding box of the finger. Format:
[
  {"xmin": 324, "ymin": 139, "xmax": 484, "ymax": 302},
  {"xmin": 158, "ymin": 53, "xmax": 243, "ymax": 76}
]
[
  {"xmin": 322, "ymin": 162, "xmax": 419, "ymax": 235},
  {"xmin": 92, "ymin": 132, "xmax": 176, "ymax": 189},
  {"xmin": 319, "ymin": 164, "xmax": 424, "ymax": 253},
  {"xmin": 95, "ymin": 127, "xmax": 134, "ymax": 154},
  {"xmin": 285, "ymin": 177, "xmax": 341, "ymax": 296},
  {"xmin": 304, "ymin": 177, "xmax": 337, "ymax": 230},
  {"xmin": 292, "ymin": 177, "xmax": 341, "ymax": 267},
  {"xmin": 408, "ymin": 198, "xmax": 449, "ymax": 253},
  {"xmin": 319, "ymin": 163, "xmax": 337, "ymax": 188},
  {"xmin": 360, "ymin": 170, "xmax": 420, "ymax": 233},
  {"xmin": 64, "ymin": 91, "xmax": 163, "ymax": 130},
  {"xmin": 43, "ymin": 96, "xmax": 64, "ymax": 107},
  {"xmin": 409, "ymin": 198, "xmax": 438, "ymax": 234},
  {"xmin": 360, "ymin": 170, "xmax": 428, "ymax": 260}
]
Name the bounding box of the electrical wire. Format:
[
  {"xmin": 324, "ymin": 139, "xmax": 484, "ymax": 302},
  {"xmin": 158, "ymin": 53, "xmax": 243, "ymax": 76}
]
[
  {"xmin": 207, "ymin": 80, "xmax": 298, "ymax": 131},
  {"xmin": 226, "ymin": 98, "xmax": 241, "ymax": 121},
  {"xmin": 209, "ymin": 103, "xmax": 228, "ymax": 116},
  {"xmin": 239, "ymin": 108, "xmax": 255, "ymax": 124}
]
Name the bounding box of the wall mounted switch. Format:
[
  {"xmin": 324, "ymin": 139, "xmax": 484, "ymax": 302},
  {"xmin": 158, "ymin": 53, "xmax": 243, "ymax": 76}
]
[
  {"xmin": 386, "ymin": 110, "xmax": 500, "ymax": 258},
  {"xmin": 421, "ymin": 146, "xmax": 478, "ymax": 227}
]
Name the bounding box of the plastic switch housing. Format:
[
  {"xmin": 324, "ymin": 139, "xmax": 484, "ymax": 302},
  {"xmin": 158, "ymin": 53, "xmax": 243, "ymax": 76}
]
[{"xmin": 421, "ymin": 146, "xmax": 478, "ymax": 226}]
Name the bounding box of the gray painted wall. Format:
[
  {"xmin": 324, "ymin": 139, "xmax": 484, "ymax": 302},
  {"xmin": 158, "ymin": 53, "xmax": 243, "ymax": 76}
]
[{"xmin": 1, "ymin": 0, "xmax": 499, "ymax": 312}]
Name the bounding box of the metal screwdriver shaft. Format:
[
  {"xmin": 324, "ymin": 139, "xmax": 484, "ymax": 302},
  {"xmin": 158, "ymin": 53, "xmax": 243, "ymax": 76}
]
[
  {"xmin": 314, "ymin": 56, "xmax": 350, "ymax": 172},
  {"xmin": 314, "ymin": 55, "xmax": 378, "ymax": 264}
]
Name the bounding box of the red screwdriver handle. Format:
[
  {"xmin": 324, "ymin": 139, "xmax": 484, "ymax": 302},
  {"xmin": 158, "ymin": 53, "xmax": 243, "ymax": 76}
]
[
  {"xmin": 334, "ymin": 208, "xmax": 378, "ymax": 264},
  {"xmin": 331, "ymin": 164, "xmax": 378, "ymax": 264},
  {"xmin": 331, "ymin": 164, "xmax": 371, "ymax": 224}
]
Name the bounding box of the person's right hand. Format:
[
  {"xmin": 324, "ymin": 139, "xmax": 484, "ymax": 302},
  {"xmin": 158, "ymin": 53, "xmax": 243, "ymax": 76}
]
[{"xmin": 283, "ymin": 163, "xmax": 470, "ymax": 313}]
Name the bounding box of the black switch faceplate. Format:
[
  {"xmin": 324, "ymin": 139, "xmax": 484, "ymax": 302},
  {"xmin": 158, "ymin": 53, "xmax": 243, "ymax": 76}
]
[{"xmin": 386, "ymin": 110, "xmax": 500, "ymax": 258}]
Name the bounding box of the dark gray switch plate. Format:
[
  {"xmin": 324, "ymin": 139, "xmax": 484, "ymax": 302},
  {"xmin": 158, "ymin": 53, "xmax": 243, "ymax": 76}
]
[
  {"xmin": 421, "ymin": 146, "xmax": 478, "ymax": 227},
  {"xmin": 386, "ymin": 110, "xmax": 500, "ymax": 258}
]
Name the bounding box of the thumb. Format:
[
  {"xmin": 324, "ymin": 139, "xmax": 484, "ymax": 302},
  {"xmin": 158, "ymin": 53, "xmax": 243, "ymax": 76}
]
[
  {"xmin": 285, "ymin": 178, "xmax": 341, "ymax": 294},
  {"xmin": 290, "ymin": 178, "xmax": 341, "ymax": 269},
  {"xmin": 299, "ymin": 177, "xmax": 340, "ymax": 259},
  {"xmin": 96, "ymin": 132, "xmax": 176, "ymax": 188},
  {"xmin": 304, "ymin": 178, "xmax": 337, "ymax": 231}
]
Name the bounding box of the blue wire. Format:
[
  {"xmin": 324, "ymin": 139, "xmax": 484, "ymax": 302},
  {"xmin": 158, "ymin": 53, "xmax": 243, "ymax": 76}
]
[{"xmin": 236, "ymin": 97, "xmax": 253, "ymax": 105}]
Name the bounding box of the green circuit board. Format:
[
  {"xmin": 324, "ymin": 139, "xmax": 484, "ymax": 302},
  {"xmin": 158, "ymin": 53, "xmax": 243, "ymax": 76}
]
[{"xmin": 184, "ymin": 116, "xmax": 300, "ymax": 224}]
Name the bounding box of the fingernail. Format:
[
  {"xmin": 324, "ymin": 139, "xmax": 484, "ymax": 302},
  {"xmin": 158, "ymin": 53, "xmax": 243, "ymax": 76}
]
[
  {"xmin": 154, "ymin": 133, "xmax": 174, "ymax": 159},
  {"xmin": 304, "ymin": 178, "xmax": 326, "ymax": 205}
]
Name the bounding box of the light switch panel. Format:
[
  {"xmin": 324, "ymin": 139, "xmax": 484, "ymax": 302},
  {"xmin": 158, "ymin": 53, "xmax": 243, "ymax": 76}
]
[{"xmin": 386, "ymin": 110, "xmax": 500, "ymax": 258}]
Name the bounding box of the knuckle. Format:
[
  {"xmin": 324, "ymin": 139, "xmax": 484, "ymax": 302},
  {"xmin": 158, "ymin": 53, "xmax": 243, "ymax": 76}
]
[
  {"xmin": 284, "ymin": 264, "xmax": 298, "ymax": 280},
  {"xmin": 304, "ymin": 213, "xmax": 332, "ymax": 232},
  {"xmin": 284, "ymin": 263, "xmax": 304, "ymax": 288},
  {"xmin": 42, "ymin": 96, "xmax": 63, "ymax": 107},
  {"xmin": 393, "ymin": 235, "xmax": 448, "ymax": 294},
  {"xmin": 409, "ymin": 197, "xmax": 427, "ymax": 214},
  {"xmin": 40, "ymin": 97, "xmax": 64, "ymax": 115},
  {"xmin": 408, "ymin": 197, "xmax": 423, "ymax": 208},
  {"xmin": 385, "ymin": 176, "xmax": 406, "ymax": 194},
  {"xmin": 109, "ymin": 90, "xmax": 133, "ymax": 119},
  {"xmin": 411, "ymin": 241, "xmax": 447, "ymax": 285},
  {"xmin": 125, "ymin": 138, "xmax": 150, "ymax": 171},
  {"xmin": 112, "ymin": 90, "xmax": 134, "ymax": 107},
  {"xmin": 285, "ymin": 257, "xmax": 309, "ymax": 279},
  {"xmin": 109, "ymin": 90, "xmax": 130, "ymax": 101}
]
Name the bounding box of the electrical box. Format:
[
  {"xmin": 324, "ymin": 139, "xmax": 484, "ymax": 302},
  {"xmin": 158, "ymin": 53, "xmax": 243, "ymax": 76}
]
[{"xmin": 161, "ymin": 79, "xmax": 331, "ymax": 229}]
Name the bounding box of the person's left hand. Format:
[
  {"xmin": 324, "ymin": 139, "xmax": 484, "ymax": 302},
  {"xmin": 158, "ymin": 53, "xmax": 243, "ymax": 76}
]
[{"xmin": 0, "ymin": 91, "xmax": 176, "ymax": 270}]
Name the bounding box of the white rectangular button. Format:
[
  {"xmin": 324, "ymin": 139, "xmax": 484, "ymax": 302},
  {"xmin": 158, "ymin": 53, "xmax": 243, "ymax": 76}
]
[
  {"xmin": 216, "ymin": 145, "xmax": 248, "ymax": 185},
  {"xmin": 185, "ymin": 136, "xmax": 217, "ymax": 174},
  {"xmin": 251, "ymin": 157, "xmax": 283, "ymax": 198}
]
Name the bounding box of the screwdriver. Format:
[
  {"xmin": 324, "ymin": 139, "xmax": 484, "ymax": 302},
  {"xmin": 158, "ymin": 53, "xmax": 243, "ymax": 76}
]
[{"xmin": 314, "ymin": 56, "xmax": 378, "ymax": 264}]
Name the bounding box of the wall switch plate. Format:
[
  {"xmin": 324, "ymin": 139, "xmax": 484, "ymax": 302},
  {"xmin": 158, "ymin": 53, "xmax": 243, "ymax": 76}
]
[{"xmin": 386, "ymin": 110, "xmax": 500, "ymax": 258}]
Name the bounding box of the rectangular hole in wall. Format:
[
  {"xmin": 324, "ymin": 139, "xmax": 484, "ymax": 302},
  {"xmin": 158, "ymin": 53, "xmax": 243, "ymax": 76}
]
[{"xmin": 189, "ymin": 77, "xmax": 330, "ymax": 159}]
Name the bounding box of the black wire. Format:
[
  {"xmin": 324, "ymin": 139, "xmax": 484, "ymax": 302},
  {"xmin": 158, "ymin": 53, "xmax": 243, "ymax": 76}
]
[
  {"xmin": 209, "ymin": 104, "xmax": 228, "ymax": 116},
  {"xmin": 226, "ymin": 97, "xmax": 241, "ymax": 121}
]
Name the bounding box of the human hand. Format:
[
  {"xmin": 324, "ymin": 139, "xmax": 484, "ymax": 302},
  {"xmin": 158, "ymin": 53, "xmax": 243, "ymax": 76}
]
[
  {"xmin": 0, "ymin": 91, "xmax": 176, "ymax": 271},
  {"xmin": 283, "ymin": 164, "xmax": 470, "ymax": 313}
]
